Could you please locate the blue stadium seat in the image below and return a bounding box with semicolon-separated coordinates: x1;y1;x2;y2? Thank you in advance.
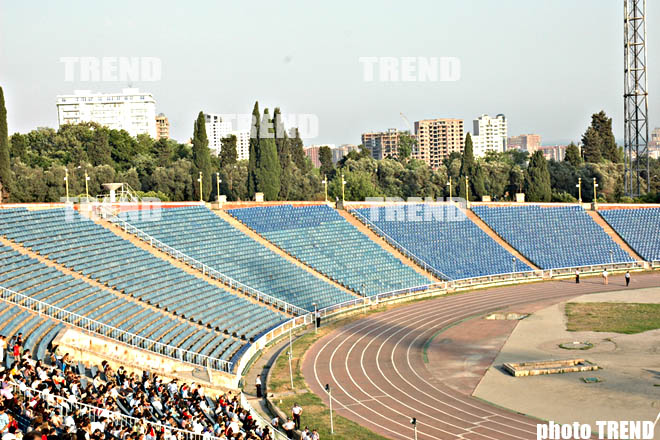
471;205;634;269
228;205;431;295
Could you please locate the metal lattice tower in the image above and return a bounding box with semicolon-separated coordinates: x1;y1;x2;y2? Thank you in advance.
623;0;650;197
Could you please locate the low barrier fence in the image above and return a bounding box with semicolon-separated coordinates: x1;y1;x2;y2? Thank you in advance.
0;285;233;373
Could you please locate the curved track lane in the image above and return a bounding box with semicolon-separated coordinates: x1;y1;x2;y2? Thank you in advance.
304;273;660;440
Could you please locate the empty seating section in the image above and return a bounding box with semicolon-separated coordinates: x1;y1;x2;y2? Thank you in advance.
0;208;285;343
471;205;634;269
354;205;531;280
0;300;63;362
127;206;355;310
599;208;660;261
0;243;244;363
228;205;431;295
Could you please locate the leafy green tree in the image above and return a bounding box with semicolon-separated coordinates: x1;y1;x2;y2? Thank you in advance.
524;150;551;201
564;142;582;167
397;132;415;162
192;111;212;201
0;86;12;201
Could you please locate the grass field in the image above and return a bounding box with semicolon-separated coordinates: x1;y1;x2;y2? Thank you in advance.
268;307;391;440
565;302;660;334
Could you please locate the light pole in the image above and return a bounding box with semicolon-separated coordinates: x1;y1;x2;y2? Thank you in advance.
593;178;599;203
464;176;469;203
609;249;613;264
341;174;346;202
216;172;222;202
198;172;203;202
84;171;90;200
512;257;516;274
313;303;318;334
446;176;452;202
322;175;328;202
576;177;582;203
325;384;334;435
64;168;70;203
288;326;294;390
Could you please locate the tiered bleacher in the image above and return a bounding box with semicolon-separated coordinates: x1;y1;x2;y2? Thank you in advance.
353;204;532;280
228;204;431;296
599;208;660;262
127;206;355;310
0;244;244;364
471;205;634;269
0;208;285;346
2;340;278;439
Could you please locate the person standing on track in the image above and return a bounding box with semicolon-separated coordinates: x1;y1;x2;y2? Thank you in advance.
255;374;262;398
625;270;631;287
602;269;609;285
575;269;580;284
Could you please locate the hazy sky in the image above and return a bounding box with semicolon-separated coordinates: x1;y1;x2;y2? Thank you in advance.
1;0;658;146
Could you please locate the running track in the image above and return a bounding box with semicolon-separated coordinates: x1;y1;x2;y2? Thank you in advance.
303;273;660;440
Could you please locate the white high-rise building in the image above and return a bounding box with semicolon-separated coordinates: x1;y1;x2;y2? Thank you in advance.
56;88;157;138
471;114;507;157
204;113;250;161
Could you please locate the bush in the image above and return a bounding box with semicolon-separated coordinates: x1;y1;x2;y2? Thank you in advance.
551;190;577;203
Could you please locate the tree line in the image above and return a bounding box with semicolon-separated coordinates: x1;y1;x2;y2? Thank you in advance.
0;88;657;204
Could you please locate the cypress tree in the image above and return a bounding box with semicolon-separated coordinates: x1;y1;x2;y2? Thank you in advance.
319;146;334;177
591;111;619;162
256;109;281;200
458;133;481;200
524;150;552;201
581;126;602;163
192;111;212;201
289;128;308;172
0;86;11;201
247;102;260;199
219;135;238;168
273;108;293;199
564;143;582;167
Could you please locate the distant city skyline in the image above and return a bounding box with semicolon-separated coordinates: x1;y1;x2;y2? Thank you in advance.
1;0;658;147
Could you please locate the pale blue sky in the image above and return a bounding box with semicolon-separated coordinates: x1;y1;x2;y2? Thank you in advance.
0;0;657;145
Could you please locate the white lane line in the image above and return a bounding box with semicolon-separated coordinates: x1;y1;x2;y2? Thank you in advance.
315;291;541;439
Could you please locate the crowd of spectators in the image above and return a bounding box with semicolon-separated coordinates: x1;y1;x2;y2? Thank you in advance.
0;338;278;440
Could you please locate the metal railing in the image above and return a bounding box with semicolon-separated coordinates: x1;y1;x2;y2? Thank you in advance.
240;391;289;440
653;260;660;269
350;209;450;280
0;285;232;373
9;382;220;440
106;211;309;317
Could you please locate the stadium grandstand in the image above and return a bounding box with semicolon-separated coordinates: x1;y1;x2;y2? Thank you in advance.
0;200;656;440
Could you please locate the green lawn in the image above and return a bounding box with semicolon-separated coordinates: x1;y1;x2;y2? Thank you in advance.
565;302;660;334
